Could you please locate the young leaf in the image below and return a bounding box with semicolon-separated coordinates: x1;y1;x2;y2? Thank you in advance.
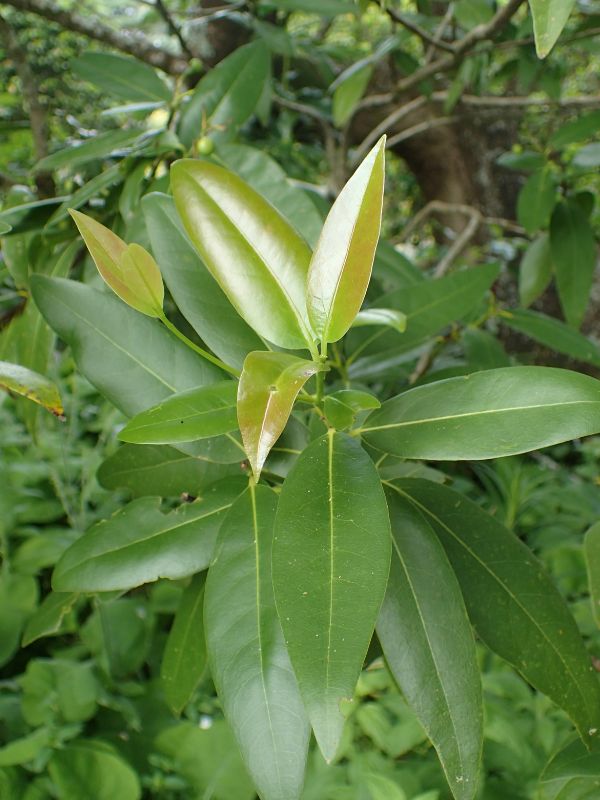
53;479;245;592
519;233;553;308
395;479;600;746
529;0;576;58
69;210;164;317
307;136;385;346
161;573;208;715
0;361;63;418
171;160;316;351
377;488;483;800
237;352;320;479
272;431;391;761
352;308;407;333
204;485;310;800
550;200;597;329
584;522;600;628
119;381;239;445
362;367;600;460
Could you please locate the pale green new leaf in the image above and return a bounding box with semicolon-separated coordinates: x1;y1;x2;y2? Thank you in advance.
204;485;310;800
0;361;63;418
529;0;576;58
307;137;385;345
352;308;407;333
584;522;600;628
237;352;320;479
362;367;600;460
272;431;391;761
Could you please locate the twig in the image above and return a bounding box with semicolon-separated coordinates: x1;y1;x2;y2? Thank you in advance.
426;3;454;62
154;0;194;58
352;96;428;164
385;115;455;148
382;4;455;52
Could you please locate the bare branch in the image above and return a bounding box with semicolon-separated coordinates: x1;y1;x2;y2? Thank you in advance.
426;3;454;62
381;4;455;52
1;0;188;74
154;0;195;59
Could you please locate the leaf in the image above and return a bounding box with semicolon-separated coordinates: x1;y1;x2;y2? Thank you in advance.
53;478;245;592
519;232;554;307
171;159;315;351
395;479;600;745
35;129;143;173
496;150;547;171
237;352;320;479
332;66;373;128
572;142;600;169
516;168;556;234
502;309;600;367
0;361;63;417
48;741;141;800
22;592;78;646
47;165;123;226
264;0;356;15
0;196;66;235
70;209;164;317
550;111;600;148
307;137;385;346
584;523;600;629
119;381;238;445
539;739;600;800
161;573;208;714
204;485;310;800
352;308;407;333
142;192;263;370
362;366;600;460
31;276;222;417
73;52;171;103
529;0;577;58
272;431;391;761
462;328;510;370
0;729;51;767
550;200;597;328
377;487;482;800
97;444;240;497
178;41;270;148
323;389;380;430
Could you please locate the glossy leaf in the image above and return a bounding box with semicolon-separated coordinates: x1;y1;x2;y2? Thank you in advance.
519;233;553;307
35;129;142;173
307;137;385;345
516;168;556;234
161;573;208;714
70;210;164;317
529;0;576;57
97;444;240;497
171;159;315;351
237;352;320;479
53;479;244;592
120;381;238;445
31;276;222;417
178;41;270;148
395;479;600;745
539;739;600;800
272;431;391;761
550;200;597;329
205;485;310;800
73;52;171;103
584;523;600;628
142;192;263;370
22;592;78;647
352;308;407;333
377;488;482;800
0;361;63;417
362;367;600;460
323;389;380;431
502;309;600;367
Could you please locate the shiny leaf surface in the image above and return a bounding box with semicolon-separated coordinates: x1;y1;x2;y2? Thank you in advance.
352;308;407;333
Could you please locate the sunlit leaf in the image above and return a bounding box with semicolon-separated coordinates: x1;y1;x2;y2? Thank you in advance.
0;361;63;418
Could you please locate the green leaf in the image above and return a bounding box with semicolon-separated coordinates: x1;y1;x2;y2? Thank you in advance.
372;239;423;293
462;328;510;370
73;52;171;103
97;444;240;497
377;487;482;800
539;739;600;800
0;574;38;667
272;431;391;761
142;192;263;370
0;196;66;235
502;309;600;367
0;361;63;417
584;522;600;629
22;592;78;646
119;381;238;445
516;168;556;234
496;150;547;171
550;111;600;148
362;366;600;460
572;142;600;169
263;0;356;15
454;0;494;28
307;137;385;345
237;352;320;479
35;129;143;173
395;479;600;745
529;0;577;58
178;41;270;148
48;741;140;800
519;232;553;307
324;389;380;430
31;276;222;417
352;308;407;333
70;209;164;317
161;573;208;714
332;66;373;128
0;220;11;234
0;729;51;767
171;159;315;351
53;478;244;592
47;165;123;226
205;485;310;800
550;200;597;328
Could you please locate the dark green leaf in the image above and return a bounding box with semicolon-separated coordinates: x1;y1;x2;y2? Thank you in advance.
496;151;547;171
35;129;143;173
584;522;600;629
539;739;600;800
550;111;600;148
519;232;554;307
516;168;556;234
502;309;600;367
48;741;140;800
263;0;356;15
332;66;373;128
205;485;310;800
529;0;576;57
73;52;171;103
22;592;78;646
462;328;510;370
272;431;391;761
47;165;123;225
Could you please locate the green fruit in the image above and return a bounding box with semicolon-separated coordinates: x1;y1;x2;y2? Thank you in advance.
196;136;215;156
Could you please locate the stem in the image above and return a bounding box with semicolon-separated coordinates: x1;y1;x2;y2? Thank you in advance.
159;312;240;377
315;342;328;408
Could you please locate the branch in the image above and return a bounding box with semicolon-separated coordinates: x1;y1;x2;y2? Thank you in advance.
154;0;194;59
1;0;188;74
426;2;454;62
382;4;455;52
